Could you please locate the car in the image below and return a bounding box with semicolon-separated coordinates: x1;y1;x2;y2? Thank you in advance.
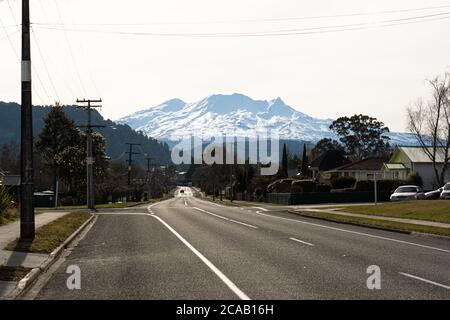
390;185;425;201
425;187;443;200
440;183;450;199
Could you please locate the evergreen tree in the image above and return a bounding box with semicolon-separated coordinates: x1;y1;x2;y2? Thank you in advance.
301;144;310;177
280;144;288;178
36;103;81;193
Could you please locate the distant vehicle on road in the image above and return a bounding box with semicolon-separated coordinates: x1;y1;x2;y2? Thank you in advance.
390;185;425;201
440;183;450;199
425;187;443;200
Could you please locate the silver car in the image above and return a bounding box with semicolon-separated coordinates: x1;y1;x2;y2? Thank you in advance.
390;185;425;201
440;183;450;199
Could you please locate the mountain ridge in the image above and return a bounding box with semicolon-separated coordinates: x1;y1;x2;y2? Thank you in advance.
118;93;416;146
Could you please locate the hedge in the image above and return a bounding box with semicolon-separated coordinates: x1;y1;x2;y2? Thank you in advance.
331;176;356;189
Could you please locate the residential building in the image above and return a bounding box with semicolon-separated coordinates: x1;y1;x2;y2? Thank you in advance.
386;146;450;190
310;150;347;180
325;157;387;181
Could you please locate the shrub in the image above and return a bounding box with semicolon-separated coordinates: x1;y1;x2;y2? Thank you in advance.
331;188;356;193
0;186;12;224
355;180;406;192
267;179;294;193
254;187;263;197
316;184;332;193
331;176;356;189
60;196;74;207
291;180;316;193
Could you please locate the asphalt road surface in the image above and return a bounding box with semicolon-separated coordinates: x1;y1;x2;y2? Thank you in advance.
30;187;450;300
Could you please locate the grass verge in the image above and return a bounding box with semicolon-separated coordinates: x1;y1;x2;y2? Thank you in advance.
338;200;450;224
294;210;450;237
36;201;146;211
0;266;33;281
5;212;92;254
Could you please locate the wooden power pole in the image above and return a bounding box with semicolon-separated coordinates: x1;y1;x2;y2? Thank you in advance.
20;0;35;240
76;99;103;210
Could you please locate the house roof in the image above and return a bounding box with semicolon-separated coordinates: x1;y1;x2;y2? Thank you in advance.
328;157;385;172
310;150;346;171
394;146;447;163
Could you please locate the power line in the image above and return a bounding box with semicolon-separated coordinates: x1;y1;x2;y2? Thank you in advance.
0;9;47;104
31;4;450;26
32;11;450;38
3;0;51;103
0;29;19;41
53;0;88;96
30;26;61;102
64;0;101;97
35;0;76;99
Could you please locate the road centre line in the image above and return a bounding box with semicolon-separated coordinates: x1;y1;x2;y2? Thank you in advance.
193;207;258;229
149;214;251;300
290;237;315;247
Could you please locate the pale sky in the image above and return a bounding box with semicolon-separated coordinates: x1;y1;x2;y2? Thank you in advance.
1;0;450;132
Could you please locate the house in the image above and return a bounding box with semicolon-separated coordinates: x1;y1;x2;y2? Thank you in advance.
325;157;388;182
0;170;20;187
309;150;348;180
385;146;450;190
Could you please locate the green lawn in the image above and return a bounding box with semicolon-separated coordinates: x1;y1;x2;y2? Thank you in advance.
296;210;450;237
338;201;450;224
6;211;92;254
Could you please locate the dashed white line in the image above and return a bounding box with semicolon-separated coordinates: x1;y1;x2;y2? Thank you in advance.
193;207;258;229
150;214;251;300
399;272;450;290
290;237;315;247
253;211;450;254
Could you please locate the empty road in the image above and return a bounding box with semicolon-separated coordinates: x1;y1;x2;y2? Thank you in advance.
29;187;450;299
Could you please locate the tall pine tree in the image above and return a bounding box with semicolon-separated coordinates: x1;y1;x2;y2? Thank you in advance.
301;144;310;177
280;144;288;178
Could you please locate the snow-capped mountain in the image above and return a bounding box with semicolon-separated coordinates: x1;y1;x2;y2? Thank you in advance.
117;93;416;145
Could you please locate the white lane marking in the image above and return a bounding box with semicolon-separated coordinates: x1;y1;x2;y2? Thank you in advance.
399;272;450;290
252;207;269;212
184;200;187;206
193;207;258;229
290;237;315;247
253;211;450;254
96;212;149;216
150;214;251;300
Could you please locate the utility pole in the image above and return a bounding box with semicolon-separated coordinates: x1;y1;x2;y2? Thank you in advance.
145;156;154;201
126;143;141;185
76;99;103;210
20;0;35;240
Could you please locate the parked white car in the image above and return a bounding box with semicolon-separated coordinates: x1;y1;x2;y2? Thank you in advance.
390;185;425;201
440;183;450;200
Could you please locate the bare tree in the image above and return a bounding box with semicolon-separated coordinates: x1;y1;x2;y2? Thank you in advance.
407;72;450;187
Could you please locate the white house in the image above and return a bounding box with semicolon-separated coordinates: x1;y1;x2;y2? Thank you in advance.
386;146;450;190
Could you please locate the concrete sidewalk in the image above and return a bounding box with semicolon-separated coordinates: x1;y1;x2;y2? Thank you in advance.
303;208;450;229
0;211;70;299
